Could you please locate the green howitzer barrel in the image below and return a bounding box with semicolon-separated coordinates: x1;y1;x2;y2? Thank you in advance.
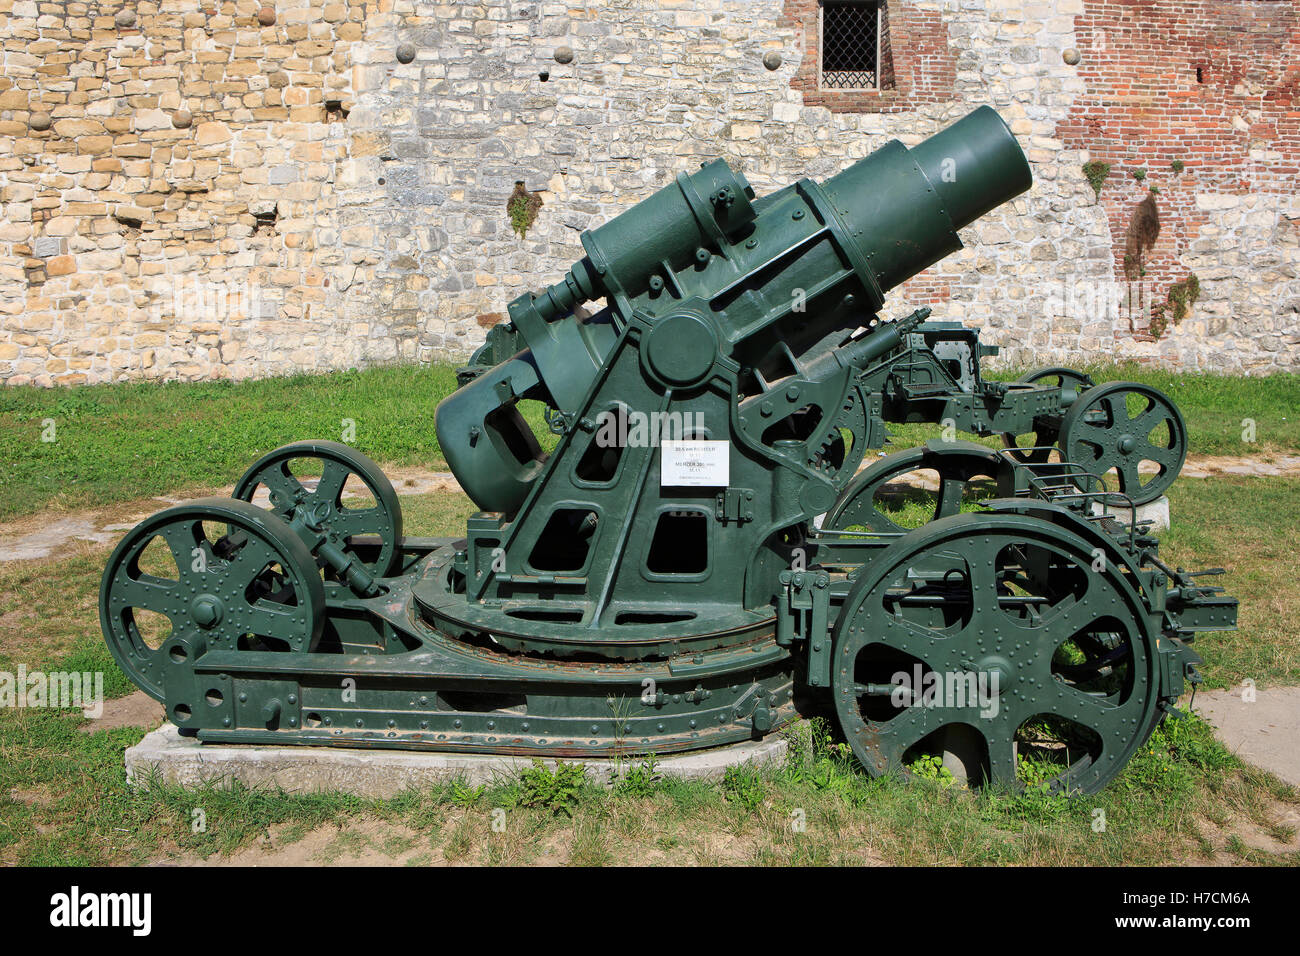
438;106;1031;513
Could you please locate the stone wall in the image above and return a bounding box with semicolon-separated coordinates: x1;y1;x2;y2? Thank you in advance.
1;0;1297;386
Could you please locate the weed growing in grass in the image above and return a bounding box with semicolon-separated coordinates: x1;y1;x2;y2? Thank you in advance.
780;717;869;803
449;779;487;808
518;761;587;817
613;755;661;797
721;764;766;811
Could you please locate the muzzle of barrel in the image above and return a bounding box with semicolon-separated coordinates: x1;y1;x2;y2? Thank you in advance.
817;105;1032;295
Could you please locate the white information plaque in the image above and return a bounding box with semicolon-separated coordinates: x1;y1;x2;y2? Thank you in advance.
660;440;730;487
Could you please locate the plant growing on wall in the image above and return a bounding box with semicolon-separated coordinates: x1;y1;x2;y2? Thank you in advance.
1149;273;1201;338
1082;161;1111;203
507;181;544;239
1167;273;1201;321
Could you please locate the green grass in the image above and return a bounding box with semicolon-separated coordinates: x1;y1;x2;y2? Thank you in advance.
1161;475;1300;689
0;364;460;519
3;361;1297;520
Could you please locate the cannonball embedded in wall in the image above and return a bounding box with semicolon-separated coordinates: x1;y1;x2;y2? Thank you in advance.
396;43;417;64
1062;48;1081;65
29;112;52;132
114;9;136;27
172;110;193;129
762;51;783;71
553;45;574;65
258;6;277;27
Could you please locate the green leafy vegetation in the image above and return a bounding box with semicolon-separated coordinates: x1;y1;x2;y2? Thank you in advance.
1082;160;1111;202
517;761;588;817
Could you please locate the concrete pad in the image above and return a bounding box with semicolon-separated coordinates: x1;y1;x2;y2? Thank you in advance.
1195;685;1300;788
1090;494;1169;531
126;725;788;798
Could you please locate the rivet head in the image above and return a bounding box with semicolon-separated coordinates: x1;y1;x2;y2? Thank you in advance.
553;45;574;65
396;43;416;64
762;51;783;71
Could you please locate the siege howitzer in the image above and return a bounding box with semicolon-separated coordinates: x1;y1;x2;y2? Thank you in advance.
101;108;1233;795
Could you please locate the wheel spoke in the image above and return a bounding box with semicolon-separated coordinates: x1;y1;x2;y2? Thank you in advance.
880;618;967;672
259;463;308;508
866;702;948;762
315;458;351;505
1044;682;1126;730
937;477;965;518
985;729;1019;786
223;536;280;584
329;508;395;538
1138;441;1180;470
156;522;200;579
1114;457;1144;495
942;537;1001;614
1070;439;1104;465
1098;394;1123;427
1129;403;1165;437
1044;586;1107;639
115;575;182;614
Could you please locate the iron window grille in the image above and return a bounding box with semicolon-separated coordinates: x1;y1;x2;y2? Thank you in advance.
820;0;882;90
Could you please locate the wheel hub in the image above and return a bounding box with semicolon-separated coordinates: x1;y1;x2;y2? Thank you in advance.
975;654;1012;695
190;594;224;629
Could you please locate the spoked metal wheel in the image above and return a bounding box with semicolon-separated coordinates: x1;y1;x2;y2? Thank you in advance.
1058;381;1187;505
1000;367;1094;465
823;443;1017;534
831;511;1159;795
99;497;326;701
233;440;404;579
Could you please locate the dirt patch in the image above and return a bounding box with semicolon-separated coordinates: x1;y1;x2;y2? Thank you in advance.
1180;454;1300;479
7;788;53;807
1195;796;1300;860
82;690;165;733
153;818;439;867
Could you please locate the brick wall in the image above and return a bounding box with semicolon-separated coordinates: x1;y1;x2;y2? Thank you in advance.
1056;0;1300;346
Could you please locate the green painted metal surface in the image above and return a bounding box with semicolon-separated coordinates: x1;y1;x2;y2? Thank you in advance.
101;108;1233;795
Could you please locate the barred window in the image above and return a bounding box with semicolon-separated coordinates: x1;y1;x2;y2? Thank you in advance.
820;1;882;90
